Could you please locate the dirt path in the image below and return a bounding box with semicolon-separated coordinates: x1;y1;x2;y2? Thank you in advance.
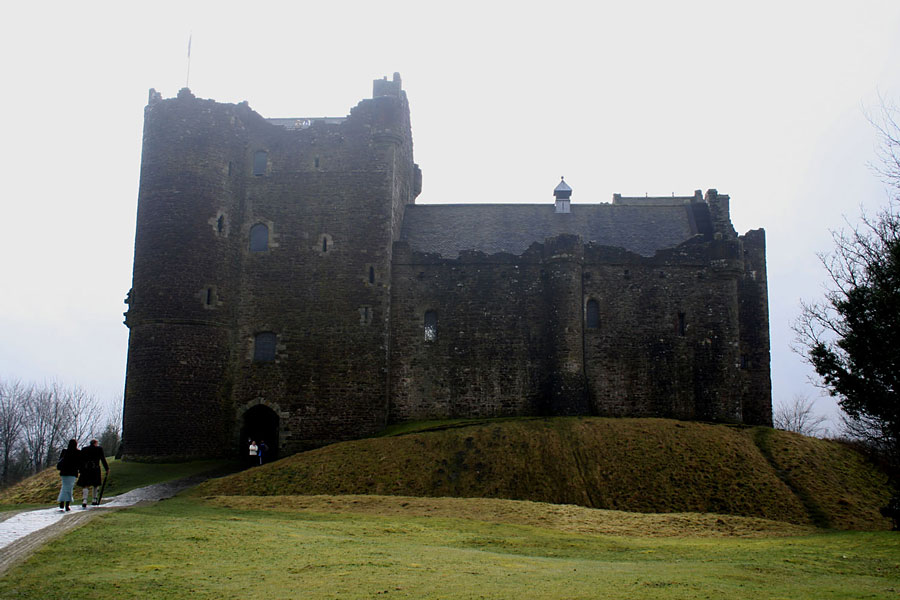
0;475;208;576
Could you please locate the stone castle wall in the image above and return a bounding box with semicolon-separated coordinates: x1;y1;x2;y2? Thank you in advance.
389;230;769;426
123;76;771;460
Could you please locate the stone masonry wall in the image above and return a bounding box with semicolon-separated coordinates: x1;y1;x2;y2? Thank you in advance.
125;83;420;458
737;229;773;425
389;245;549;420
389;235;752;425
582;240;744;422
124;89;248;458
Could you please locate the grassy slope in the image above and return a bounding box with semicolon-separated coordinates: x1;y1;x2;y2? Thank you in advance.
1;496;897;600
193;417;894;529
0;459;239;506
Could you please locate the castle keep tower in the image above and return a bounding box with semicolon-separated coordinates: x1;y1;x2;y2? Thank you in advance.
124;74;421;459
124;74;771;460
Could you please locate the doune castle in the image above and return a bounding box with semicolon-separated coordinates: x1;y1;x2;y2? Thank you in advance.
123;73;772;460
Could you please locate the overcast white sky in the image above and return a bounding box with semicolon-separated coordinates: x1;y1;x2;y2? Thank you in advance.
2;1;899;428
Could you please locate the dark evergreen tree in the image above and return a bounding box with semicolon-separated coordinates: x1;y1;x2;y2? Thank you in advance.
796;101;900;465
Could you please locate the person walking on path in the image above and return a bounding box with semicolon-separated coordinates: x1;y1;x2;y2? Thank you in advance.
77;439;109;508
56;439;80;512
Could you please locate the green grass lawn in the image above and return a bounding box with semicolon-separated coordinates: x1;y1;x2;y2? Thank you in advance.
1;495;898;599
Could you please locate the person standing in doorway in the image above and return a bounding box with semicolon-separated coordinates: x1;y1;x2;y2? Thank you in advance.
77;439;109;508
56;439;80;512
258;440;269;465
248;440;258;466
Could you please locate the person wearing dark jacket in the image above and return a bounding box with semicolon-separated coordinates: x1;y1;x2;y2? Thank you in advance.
77;439;109;508
56;439;80;512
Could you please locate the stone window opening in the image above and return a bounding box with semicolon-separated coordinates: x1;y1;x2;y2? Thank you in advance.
253;150;268;176
314;156;320;168
253;332;277;363
317;234;333;255
217;215;226;234
199;286;218;309
586;299;600;329
250;223;269;252
424;310;437;342
359;306;373;325
368;266;375;284
678;312;686;336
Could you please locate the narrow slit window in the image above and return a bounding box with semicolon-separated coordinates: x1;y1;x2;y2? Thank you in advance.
424;310;437;342
678;312;686;336
322;237;328;252
205;288;213;306
368;266;375;284
253;150;268;176
253;332;277;363
216;215;225;234
586;299;599;329
314;156;320;168
249;223;269;252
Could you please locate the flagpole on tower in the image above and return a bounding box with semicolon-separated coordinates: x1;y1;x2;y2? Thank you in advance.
185;33;192;89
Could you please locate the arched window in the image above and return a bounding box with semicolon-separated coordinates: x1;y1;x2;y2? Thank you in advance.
586;299;599;329
253;150;268;176
249;223;269;252
424;310;437;342
253;332;277;363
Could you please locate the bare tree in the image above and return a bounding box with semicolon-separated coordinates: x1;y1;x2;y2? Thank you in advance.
66;384;103;445
869;96;900;188
98;397;123;455
22;382;70;472
0;378;26;485
0;379;106;488
773;394;829;437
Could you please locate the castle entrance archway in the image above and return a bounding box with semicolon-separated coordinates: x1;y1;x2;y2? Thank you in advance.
241;405;279;462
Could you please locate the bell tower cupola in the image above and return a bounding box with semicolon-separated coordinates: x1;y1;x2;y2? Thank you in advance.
554;177;572;213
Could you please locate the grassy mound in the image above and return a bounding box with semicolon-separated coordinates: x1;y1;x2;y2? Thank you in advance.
0;459;239;506
203;494;817;538
193;417;894;529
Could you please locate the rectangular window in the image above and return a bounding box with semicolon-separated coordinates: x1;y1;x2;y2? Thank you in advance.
253;151;268;176
253;332;277;362
586;299;599;329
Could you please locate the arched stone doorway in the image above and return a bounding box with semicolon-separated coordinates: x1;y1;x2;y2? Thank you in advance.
240;404;279;463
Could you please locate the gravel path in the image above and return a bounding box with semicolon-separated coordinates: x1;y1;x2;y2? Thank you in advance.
0;475;208;575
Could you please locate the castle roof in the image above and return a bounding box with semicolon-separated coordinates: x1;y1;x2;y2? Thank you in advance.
399;203;710;258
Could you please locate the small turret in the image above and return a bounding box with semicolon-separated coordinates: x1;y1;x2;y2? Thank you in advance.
373;72;403;98
554;177;572;213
